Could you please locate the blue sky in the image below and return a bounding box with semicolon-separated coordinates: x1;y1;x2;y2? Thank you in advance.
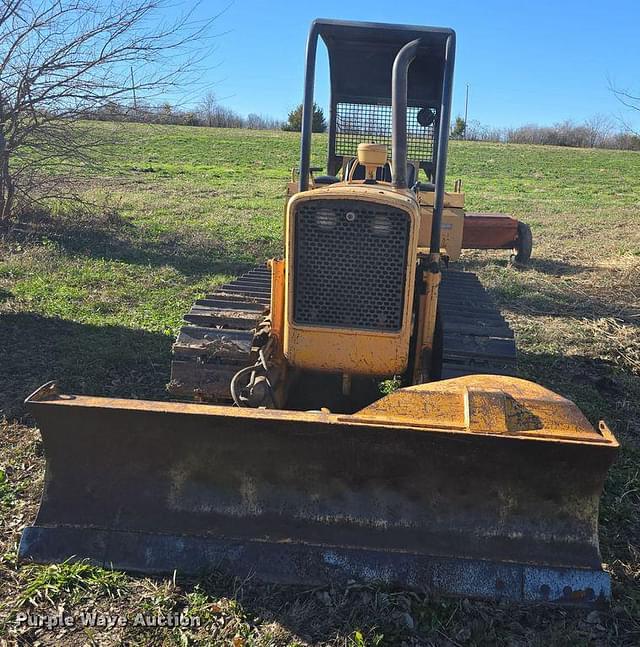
184;0;640;129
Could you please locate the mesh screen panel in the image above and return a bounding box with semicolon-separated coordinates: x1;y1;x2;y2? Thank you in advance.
335;102;435;163
293;200;410;331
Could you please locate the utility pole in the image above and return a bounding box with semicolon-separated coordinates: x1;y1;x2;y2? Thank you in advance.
130;67;137;111
463;84;469;139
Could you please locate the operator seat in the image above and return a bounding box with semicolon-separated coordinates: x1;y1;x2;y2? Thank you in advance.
313;175;340;185
343;158;417;185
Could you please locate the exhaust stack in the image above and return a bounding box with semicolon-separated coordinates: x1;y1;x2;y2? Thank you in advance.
391;39;420;189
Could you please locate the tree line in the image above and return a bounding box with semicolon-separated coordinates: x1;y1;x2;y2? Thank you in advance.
91;97;639;151
87;101;281;130
451;115;640;150
1;0;638;233
85;94;328;132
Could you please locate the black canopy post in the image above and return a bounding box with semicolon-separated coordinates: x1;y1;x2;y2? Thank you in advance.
299;22;320;192
430;32;456;254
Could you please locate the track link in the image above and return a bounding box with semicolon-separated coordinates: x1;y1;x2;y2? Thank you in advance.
168;267;271;401
439;270;516;378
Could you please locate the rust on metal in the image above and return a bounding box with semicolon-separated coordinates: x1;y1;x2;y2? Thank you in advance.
412;255;441;383
20;376;618;604
462;212;519;249
268;258;285;345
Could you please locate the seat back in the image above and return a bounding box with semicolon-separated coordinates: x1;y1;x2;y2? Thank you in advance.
343;157;417;186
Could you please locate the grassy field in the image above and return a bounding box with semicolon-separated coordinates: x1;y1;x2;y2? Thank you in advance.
0;124;639;645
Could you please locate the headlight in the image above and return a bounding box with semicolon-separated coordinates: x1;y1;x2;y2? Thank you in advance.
315;208;337;229
371;214;392;236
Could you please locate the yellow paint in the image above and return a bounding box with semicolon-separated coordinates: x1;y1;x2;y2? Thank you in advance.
349;374;619;445
355;143;388;181
419;207;465;261
268;258;285;345
286;181;298;198
283;183;420;376
419;190;465;208
412;256;441;383
417;185;465;260
31;377;619;447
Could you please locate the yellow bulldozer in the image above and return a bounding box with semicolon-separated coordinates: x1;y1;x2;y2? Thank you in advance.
21;19;617;605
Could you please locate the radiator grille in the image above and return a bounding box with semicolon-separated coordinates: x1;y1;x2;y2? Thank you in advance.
293;200;410;331
335;102;435;163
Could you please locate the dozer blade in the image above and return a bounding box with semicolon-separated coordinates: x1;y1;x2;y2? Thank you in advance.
20;377;618;605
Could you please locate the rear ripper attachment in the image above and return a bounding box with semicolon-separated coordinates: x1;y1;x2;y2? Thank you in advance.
21;377;618;604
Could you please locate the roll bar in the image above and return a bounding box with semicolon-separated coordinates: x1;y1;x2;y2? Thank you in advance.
298;19;456;254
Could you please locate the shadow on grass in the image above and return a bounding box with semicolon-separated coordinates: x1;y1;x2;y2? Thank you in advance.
0;312;173;420
515;349;639;568
456;256;638;322
515;348;637;426
5;321;638;643
182;574;439;646
523;257;597;276
462;256;596;277
493;274;637;323
157;350;635;645
0;288;12;303
506;284;637;323
15;209;274;278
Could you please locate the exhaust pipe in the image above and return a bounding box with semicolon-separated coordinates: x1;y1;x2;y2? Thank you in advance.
392;39;421;189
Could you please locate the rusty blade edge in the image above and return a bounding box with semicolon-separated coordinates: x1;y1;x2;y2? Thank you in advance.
19;526;611;606
25;383;620;449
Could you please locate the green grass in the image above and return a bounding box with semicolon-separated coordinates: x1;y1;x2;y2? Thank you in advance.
17;560;129;607
0;124;639;645
0;468;19;508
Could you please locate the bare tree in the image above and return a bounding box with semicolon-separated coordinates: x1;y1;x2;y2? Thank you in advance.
199;91;217;127
0;0;214;232
584;114;614;148
246;113;283;130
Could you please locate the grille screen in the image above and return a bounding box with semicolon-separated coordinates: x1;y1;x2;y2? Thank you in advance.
335;102;435;163
293;200;410;331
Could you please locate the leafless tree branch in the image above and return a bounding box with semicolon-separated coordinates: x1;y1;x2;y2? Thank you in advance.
607;76;640;136
0;0;217;230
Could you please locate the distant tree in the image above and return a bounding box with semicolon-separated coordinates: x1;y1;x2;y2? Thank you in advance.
246;113;282;130
606;132;640;150
199;91;217;127
464;120;505;142
283;103;326;133
246;113;261;129
183;112;200;127
210;106;244;129
450;116;466;139
584;114;614;148
158;103;174;124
